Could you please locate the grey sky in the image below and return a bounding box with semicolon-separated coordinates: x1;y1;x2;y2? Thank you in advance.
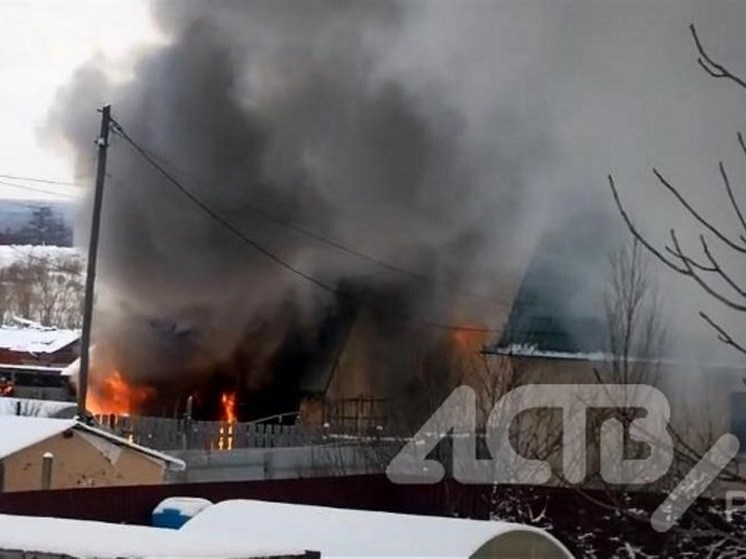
0;1;160;200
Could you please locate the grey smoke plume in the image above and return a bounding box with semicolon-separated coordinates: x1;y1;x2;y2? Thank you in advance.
47;1;535;404
45;1;746;408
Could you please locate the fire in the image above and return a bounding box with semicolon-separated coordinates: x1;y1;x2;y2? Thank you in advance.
87;370;153;416
218;391;237;450
452;323;490;353
0;377;13;397
220;391;237;423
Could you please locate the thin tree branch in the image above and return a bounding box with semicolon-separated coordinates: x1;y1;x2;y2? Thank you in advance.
666;231;746;299
663;243;716;272
653;168;746;253
608;175;688;273
698;235;746;299
738;131;746;161
718;161;746;239
611;177;746;309
736;133;746;246
667;230;746;311
691;24;746;91
700;311;746;356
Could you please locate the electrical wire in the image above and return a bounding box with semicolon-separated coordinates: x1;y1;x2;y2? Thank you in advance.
0;178;79;199
0;173;84;188
110;119;337;294
109;118;503;335
142;153;429;284
108;123;513;310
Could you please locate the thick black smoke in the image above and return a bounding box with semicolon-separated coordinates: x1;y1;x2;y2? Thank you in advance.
47;1;746;416
46;1;536;412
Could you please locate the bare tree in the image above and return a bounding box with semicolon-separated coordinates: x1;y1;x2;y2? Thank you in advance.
601;238;666;384
608;25;746;468
608;24;746;555
610;25;746;357
592;238;667;463
0;274;10;324
5;261;35;320
476;354;564;531
0;251;84;328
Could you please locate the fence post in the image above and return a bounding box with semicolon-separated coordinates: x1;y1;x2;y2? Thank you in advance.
182;395;194;451
41;452;53;490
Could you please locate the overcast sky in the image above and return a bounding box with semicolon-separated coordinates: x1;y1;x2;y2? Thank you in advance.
0;1;161;201
5;1;746;361
2;0;746;214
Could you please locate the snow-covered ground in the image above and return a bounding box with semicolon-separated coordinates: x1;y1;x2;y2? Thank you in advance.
0;512;300;558
0;245;82;269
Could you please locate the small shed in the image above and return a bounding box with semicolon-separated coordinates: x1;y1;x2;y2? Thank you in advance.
181;499;574;558
0;416;184;492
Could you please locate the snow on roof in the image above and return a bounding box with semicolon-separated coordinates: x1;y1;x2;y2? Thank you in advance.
486;343;691;367
0;324;79;355
0;416;184;470
0;363;65;373
154;496;213;517
0;513;300;558
487;343;608;361
76;421;186;471
0;416;76;460
181;500;573;558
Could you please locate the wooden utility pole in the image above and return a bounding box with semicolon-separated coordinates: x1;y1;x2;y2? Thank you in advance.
78;104;111;419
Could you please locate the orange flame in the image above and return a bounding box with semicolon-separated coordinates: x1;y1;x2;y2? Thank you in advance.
220;391;237;423
87;370;153;416
217;391;237;450
452;323;490;353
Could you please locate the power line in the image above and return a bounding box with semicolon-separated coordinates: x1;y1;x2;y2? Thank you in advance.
107;127;510;309
142;152;427;284
0;173;84;188
0;178;79;199
110;119;337;294
109;118;504;335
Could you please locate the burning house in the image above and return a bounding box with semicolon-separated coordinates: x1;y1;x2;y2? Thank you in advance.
51;4;735;437
48;3;529;428
72;283;503;431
